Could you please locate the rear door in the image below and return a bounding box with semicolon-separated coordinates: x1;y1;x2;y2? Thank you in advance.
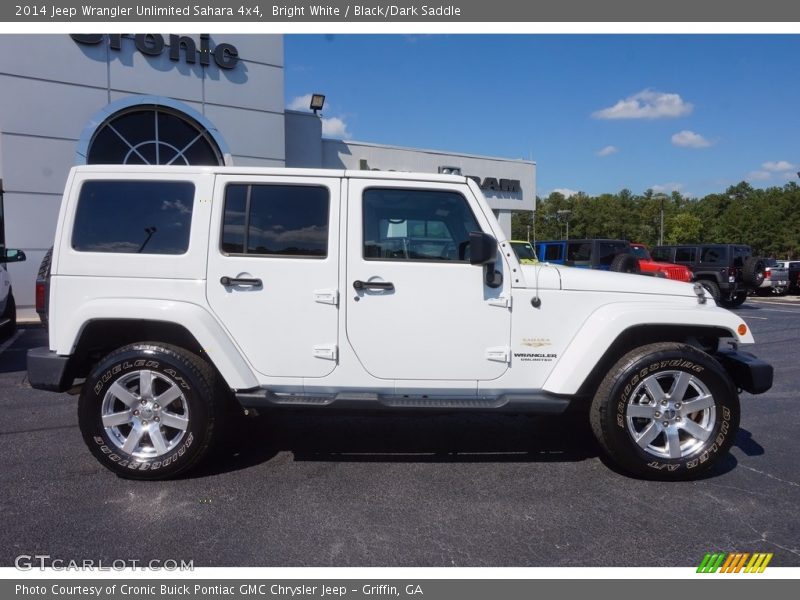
206;175;341;378
344;179;511;382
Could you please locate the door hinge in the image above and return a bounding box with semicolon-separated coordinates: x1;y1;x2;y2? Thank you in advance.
313;289;339;306
485;346;510;363
487;296;511;309
312;344;338;361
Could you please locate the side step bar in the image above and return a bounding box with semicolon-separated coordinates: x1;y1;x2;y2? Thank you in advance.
235;389;574;414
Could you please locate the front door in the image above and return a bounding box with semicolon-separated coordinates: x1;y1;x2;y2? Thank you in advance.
206;175;340;378
345;179;511;382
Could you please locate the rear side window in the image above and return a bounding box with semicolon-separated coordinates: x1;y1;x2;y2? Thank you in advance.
674;247;696;263
543;244;563;261
221;184;329;257
700;247;726;264
72;180;194;254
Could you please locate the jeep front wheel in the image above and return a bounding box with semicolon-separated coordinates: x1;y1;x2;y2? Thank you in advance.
590;342;739;480
78;343;219;479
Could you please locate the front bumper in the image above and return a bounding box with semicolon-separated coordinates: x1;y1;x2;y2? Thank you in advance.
27;347;73;392
715;349;773;395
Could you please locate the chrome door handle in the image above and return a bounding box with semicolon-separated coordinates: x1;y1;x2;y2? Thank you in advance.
353;280;394;291
220;276;262;287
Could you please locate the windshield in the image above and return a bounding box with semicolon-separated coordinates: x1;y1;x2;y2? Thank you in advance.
511;241;537;260
630;245;650;260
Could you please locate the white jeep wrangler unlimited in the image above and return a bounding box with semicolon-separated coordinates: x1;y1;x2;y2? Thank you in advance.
28;166;773;480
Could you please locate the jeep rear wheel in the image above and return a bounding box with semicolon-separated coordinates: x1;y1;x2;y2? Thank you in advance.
78;343;219;479
590;342;739;480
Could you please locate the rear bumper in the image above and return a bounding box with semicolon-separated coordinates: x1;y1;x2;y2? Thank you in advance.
715;349;773;395
27;347;73;392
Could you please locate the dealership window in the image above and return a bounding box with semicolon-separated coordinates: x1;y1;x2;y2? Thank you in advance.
221;184;330;257
72;180;195;254
87;106;224;166
363;188;480;262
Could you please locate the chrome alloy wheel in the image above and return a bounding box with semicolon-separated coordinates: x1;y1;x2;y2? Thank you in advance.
625;370;716;459
100;370;190;459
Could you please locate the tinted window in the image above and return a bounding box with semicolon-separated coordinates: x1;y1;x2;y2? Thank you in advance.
674;247;695;262
511;242;537;260
221;184;329;257
651;247;672;262
363;188;480;262
596;242;627;266
567;242;591;262
733;246;750;267
700;247;727;264
544;244;563;261
72;180;194;254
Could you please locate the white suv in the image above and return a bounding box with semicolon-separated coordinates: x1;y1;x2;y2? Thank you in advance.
28;166;773;480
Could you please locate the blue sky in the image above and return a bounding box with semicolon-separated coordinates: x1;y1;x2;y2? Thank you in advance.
284;34;800;198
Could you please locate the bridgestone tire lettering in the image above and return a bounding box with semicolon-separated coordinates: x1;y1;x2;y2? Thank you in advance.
78;343;219;480
589;342;740;481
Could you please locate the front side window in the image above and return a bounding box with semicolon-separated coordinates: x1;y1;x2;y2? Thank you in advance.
71;180;195;254
674;247;695;263
221;184;329;258
363;188;480;262
544;244;563;261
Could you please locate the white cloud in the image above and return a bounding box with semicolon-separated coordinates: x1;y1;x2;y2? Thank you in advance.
596;145;619;157
762;160;796;172
671;130;712;148
321;117;351;139
287;93;314;111
651;182;684;193
746;170;772;182
287;93;352;139
551;188;579;198
592;89;693;120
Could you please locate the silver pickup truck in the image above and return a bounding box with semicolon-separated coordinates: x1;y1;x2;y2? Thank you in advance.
757;259;789;296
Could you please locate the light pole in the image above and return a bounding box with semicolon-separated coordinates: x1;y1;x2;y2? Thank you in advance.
655;194;667;246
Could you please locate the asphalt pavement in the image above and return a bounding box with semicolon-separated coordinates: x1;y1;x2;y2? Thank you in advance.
0;299;798;567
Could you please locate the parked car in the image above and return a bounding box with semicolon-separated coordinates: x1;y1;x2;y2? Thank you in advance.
651;244;766;308
509;240;538;264
629;243;692;282
28;165;772;481
1;249;27;340
536;239;640;273
776;260;800;294
755;258;788;296
1;190;28;340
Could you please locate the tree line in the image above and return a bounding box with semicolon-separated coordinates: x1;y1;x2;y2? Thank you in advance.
511;181;800;259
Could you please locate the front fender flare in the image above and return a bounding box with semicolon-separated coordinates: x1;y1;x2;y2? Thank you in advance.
541;302;752;396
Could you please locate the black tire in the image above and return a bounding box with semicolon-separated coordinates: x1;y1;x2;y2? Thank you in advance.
0;292;16;340
590;342;739;481
697;279;720;303
78;343;220;480
742;257;766;287
720;291;747;308
610;253;641;274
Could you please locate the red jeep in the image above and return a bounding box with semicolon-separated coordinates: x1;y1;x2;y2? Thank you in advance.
630;243;692;282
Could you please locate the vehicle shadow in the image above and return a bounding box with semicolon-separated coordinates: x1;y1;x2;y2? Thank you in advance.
192;410;600;478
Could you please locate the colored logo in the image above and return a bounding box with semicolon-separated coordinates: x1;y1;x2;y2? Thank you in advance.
697;552;773;573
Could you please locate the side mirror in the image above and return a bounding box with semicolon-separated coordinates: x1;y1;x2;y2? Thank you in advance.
469;232;497;266
468;232;503;288
2;249;26;263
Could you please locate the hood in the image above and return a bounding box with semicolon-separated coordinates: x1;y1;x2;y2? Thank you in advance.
521;264;698;297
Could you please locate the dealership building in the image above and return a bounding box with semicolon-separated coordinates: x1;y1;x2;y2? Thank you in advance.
0;34;536;316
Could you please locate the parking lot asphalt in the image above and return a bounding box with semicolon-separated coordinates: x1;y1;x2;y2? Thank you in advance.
0;300;798;568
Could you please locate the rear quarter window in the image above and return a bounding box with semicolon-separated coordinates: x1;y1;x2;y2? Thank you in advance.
71;180;195;254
